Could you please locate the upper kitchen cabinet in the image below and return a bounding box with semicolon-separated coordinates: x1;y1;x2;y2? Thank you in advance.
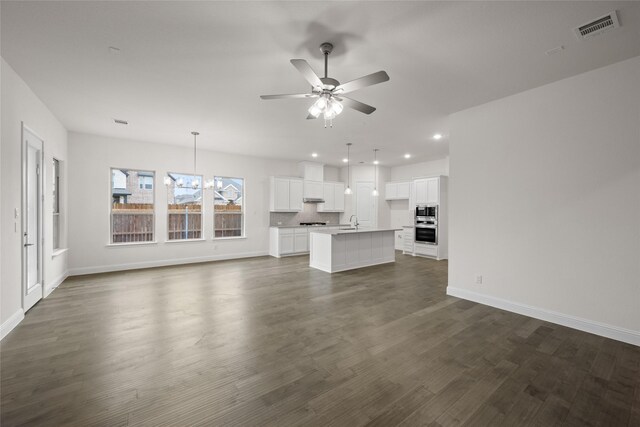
317;181;345;212
385;181;411;200
299;161;324;201
415;177;440;205
270;177;303;212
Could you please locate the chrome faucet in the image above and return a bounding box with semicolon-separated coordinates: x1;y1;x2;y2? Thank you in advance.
349;215;360;230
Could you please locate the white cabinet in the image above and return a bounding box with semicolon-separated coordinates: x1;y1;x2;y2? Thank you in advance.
385;181;411;200
270;177;303;212
317;181;345;212
269;227;310;257
402;227;414;254
414;177;439;205
299;162;324;182
294;228;309;252
304;180;324;200
333;183;345;211
280;232;295;254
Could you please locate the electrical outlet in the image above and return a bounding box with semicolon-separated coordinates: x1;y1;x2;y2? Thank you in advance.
475;275;483;285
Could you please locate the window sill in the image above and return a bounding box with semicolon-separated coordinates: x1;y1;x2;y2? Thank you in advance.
165;238;206;244
212;236;246;241
106;241;158;248
52;248;68;258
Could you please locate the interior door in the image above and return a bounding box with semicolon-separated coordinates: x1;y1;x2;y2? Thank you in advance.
355;181;376;228
23;126;44;312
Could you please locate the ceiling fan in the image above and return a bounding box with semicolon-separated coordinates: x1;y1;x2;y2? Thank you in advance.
260;42;390;127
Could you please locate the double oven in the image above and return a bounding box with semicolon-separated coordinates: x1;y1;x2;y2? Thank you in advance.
415;205;438;245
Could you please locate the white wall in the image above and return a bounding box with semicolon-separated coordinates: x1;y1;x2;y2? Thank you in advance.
448;56;640;345
1;57;68;335
387;158;450;229
67;132;303;274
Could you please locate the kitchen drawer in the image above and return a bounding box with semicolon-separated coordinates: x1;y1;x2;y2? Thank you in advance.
279;228;295;235
294;228;309;235
414;243;437;257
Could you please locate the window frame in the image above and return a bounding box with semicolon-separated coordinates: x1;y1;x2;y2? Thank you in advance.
109;167;156;245
212;175;245;240
165;172;204;242
52;158;61;250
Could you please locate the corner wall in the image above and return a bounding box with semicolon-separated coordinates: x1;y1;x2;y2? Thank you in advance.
1;57;68;337
448;56;640;345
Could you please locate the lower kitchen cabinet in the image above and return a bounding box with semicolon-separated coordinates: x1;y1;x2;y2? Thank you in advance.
269;227;309;257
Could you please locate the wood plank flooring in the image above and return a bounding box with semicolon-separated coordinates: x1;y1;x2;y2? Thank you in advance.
1;253;639;426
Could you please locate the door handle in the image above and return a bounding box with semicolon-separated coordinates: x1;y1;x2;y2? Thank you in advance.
24;243;34;247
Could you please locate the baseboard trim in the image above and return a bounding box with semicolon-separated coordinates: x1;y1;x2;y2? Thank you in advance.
68;251;269;276
446;286;640;347
1;309;25;341
45;271;69;297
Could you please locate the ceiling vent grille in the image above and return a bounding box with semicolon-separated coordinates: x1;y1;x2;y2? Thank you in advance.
574;11;620;40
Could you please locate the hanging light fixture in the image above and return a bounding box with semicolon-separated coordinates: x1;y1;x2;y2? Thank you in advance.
190;131;200;189
204;179;215;189
344;143;353;195
372;148;379;197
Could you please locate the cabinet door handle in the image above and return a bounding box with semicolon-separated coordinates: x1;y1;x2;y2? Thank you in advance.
24;243;34;247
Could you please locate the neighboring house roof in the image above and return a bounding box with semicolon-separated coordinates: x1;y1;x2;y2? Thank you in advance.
137;171;154;177
113;188;131;196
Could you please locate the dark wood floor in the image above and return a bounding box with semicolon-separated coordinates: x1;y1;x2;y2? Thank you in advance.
1;253;638;426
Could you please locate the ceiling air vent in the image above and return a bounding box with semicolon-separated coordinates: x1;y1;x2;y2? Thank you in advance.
574;11;620;40
114;119;129;125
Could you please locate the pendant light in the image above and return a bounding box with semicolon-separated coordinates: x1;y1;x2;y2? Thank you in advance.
190;131;200;189
344;143;353;195
372;148;379;197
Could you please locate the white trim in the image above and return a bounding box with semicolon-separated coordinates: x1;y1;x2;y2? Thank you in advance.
68;250;268;276
52;248;69;258
106;241;158;248
44;271;68;298
164;238;206;244
446;286;640;347
1;309;25;341
212;236;246;241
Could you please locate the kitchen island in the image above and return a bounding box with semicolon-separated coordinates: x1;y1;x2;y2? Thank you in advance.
309;228;400;273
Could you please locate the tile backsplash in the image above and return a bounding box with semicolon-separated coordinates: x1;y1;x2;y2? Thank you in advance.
270;203;341;226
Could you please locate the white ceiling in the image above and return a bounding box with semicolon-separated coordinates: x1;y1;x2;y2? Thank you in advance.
2;1;640;166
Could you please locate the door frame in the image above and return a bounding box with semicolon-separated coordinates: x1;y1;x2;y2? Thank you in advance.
355;180;377;228
21;122;45;312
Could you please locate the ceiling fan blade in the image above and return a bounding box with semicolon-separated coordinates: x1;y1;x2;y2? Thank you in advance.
335;96;376;115
306;113;318;120
290;59;324;89
334;70;390;94
260;93;317;100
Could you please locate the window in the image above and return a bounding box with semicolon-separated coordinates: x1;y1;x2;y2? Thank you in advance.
138;174;153;190
213;176;244;238
166;173;203;240
111;168;155;243
53;158;61;250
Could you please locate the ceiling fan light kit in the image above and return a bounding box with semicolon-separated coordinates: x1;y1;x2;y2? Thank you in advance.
260;42;390;127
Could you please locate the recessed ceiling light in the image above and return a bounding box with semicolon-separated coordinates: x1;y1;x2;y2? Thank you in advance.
404;154;411;159
342;158;348;163
373;160;379;165
311;152;318;158
433;133;442;140
114;119;128;125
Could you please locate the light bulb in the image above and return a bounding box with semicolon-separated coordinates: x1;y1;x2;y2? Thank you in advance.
373;160;379;165
176;178;184;187
205;179;215;189
308;97;327;118
216;179;223;189
329;99;343;115
191;179;200;189
323;109;337;120
372;188;379;197
344;186;352;195
433;133;443;140
163;176;172;186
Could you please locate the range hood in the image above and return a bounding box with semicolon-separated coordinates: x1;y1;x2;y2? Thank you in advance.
303;197;324;203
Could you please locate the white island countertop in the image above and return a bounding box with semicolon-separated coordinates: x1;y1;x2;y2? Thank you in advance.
310;227;401;235
309;228;399;273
